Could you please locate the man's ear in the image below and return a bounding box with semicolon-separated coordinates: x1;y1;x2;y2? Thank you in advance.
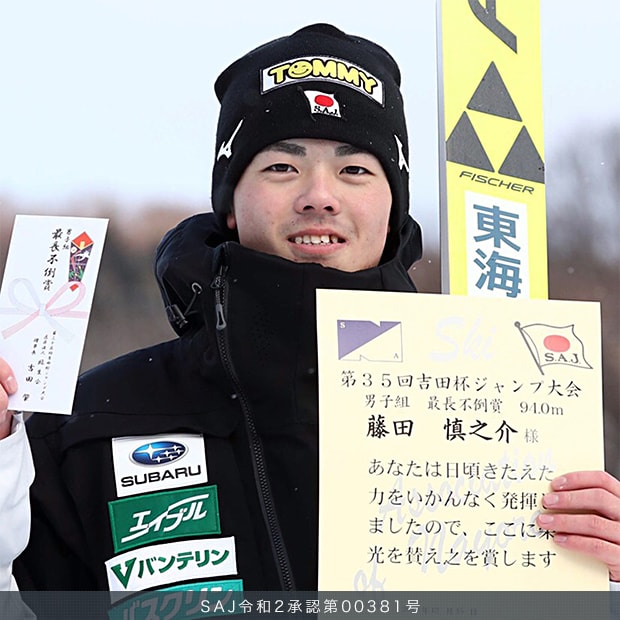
226;211;237;230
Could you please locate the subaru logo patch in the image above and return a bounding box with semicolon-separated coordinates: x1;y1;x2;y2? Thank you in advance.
130;441;187;466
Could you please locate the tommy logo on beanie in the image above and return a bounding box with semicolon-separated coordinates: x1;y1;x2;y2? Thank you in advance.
261;56;384;105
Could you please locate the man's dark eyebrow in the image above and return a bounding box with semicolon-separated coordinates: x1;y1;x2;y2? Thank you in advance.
335;144;368;156
262;141;307;156
261;142;369;157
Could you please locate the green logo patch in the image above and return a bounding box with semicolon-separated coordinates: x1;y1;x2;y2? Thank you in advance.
108;485;221;552
108;580;244;620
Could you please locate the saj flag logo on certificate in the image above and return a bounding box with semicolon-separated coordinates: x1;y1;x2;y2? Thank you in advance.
515;321;593;374
337;320;403;362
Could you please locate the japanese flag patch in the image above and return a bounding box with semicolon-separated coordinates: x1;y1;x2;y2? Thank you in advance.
303;90;342;118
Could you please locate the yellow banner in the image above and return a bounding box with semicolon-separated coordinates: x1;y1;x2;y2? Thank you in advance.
437;0;547;298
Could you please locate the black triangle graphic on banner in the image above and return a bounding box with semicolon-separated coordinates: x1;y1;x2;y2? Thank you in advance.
498;126;545;183
446;111;494;171
467;62;522;121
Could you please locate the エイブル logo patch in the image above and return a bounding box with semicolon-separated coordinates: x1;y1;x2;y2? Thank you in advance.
108;485;221;552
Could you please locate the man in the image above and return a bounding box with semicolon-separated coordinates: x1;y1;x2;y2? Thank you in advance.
1;23;620;593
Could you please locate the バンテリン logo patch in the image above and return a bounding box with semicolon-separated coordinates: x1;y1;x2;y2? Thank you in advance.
261;56;384;105
105;537;237;595
108;485;221;552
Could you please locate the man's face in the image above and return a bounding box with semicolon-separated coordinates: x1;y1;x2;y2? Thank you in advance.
227;138;392;272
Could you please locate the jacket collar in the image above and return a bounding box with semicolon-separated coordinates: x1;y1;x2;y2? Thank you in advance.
155;212;422;337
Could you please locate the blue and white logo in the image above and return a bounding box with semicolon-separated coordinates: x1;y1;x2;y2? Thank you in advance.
130;441;187;466
112;434;208;497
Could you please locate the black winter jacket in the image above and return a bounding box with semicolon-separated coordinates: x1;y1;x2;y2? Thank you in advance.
14;213;422;592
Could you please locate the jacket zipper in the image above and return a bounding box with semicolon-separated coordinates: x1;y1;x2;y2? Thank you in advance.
211;259;296;591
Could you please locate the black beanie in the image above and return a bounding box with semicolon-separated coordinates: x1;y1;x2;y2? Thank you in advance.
211;23;410;233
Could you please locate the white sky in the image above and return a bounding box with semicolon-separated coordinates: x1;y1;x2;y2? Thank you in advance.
1;0;619;244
